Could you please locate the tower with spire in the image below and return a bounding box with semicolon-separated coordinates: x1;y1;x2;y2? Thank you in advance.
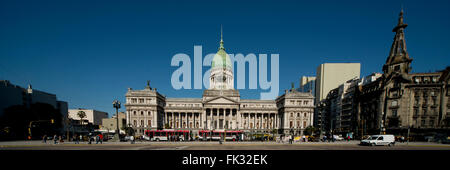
209;26;234;90
382;9;413;77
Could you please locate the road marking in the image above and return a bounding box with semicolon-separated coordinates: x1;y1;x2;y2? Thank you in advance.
151;146;189;150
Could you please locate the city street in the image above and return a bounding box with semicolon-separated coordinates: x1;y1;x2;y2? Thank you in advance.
1;140;449;150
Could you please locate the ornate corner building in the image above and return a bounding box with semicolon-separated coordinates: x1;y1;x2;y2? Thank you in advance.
125;33;315;136
355;10;450;137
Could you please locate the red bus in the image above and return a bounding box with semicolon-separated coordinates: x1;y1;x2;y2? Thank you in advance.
198;130;243;141
144;130;190;141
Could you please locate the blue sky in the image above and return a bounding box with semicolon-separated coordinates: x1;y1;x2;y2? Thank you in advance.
1;0;449;117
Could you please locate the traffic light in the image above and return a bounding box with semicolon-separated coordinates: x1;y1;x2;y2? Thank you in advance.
51;119;54;124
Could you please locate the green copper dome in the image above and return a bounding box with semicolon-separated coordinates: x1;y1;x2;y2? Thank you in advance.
211;39;232;69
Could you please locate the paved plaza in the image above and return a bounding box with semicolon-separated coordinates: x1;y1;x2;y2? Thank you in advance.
1;140;449;150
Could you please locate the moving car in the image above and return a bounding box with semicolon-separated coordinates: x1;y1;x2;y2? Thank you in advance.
360;135;395;146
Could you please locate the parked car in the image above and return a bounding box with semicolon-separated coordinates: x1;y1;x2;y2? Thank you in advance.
360;135;395;146
142;135;151;141
333;135;344;141
120;136;133;142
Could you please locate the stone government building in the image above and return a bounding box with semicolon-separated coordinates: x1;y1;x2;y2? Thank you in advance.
125;33;315;136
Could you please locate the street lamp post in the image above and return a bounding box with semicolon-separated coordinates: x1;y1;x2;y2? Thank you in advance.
113;100;121;141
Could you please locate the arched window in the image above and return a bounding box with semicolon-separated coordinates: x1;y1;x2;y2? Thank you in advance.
148;120;151;126
133;120;137;126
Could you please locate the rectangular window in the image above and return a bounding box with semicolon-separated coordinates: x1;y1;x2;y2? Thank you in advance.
392;109;398;117
391;100;398;107
392;91;398;97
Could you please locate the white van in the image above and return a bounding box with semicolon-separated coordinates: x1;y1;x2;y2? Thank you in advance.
360;135;395;146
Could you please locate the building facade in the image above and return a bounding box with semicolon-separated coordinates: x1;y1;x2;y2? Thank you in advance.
314;63;360;129
101;112;126;133
68;109;108;126
125;33;315;136
299;76;316;94
368;10;450;138
0;80;68;117
319;10;450;139
315;10;450;139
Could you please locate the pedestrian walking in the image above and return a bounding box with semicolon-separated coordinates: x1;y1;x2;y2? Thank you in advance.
99;134;103;144
42;135;47;143
74;134;79;144
347;135;351;142
302;135;306;142
88;135;93;144
323;135;327;142
96;135;100;144
53;135;58;144
130;135;135;144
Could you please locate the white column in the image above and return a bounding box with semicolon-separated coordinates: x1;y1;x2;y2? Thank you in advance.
126;110;130;127
203;109;207;129
254;113;256;129
248;113;250;129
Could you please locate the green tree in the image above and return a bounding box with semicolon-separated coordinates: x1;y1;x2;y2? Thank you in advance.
304;126;316;136
122;126;135;136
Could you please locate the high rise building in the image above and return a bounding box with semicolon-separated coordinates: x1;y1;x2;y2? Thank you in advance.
314;63;360;129
299;76;316;94
315;63;361;104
